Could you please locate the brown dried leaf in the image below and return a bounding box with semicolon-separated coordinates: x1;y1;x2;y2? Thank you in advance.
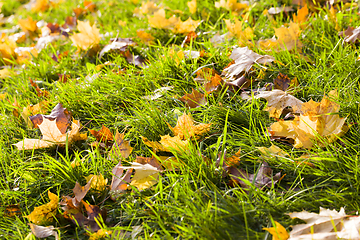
179;88;207;108
228;162;281;188
29;224;58;240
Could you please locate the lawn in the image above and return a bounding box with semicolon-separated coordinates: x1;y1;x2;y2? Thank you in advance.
1;0;360;239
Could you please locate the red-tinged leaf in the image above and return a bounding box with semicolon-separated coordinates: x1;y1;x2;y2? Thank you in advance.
4;204;21;217
30;103;72;133
29;78;49;98
204;74;223;93
89;125;114;143
179;88;207;108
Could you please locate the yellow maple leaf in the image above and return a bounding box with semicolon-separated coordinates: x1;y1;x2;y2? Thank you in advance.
89;229;113;240
123;162;160;191
170;112;211;140
18;17;38;33
70;21;100;50
224;19;254;42
187;0;197;14
160;135;188;152
270;90;348;149
173;17;201;34
27;191;59;225
0;33;17;64
14;119;87;150
274;22;302;51
263;221;289;240
293;5;309;26
147;8;179;30
31;0;49;12
215;0;249;13
136;30;154;44
85;174;108;191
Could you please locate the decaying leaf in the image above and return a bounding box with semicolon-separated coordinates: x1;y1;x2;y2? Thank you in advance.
72;179;92;207
27;191;59;225
255;89;304;118
273;73;298;92
98;38;135;59
263;221;289;240
169;112;211;140
223;47;275;80
70;20;100;50
339;26;360;43
228;162;281;189
270;90;348;149
179;88;207;108
29;224;59;240
286;207;360;240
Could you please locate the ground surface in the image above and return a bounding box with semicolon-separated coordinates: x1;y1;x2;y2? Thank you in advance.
1;0;360;239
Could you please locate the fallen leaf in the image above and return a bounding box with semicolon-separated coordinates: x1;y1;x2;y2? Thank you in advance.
205;73;223;93
122;162;160;191
169;112;211;140
4;204;21;217
142;86;173;100
273;73;298;92
173;17;201;34
31;0;50;12
141;136;168;152
85;174;108;191
215;0;249;13
110;161;133;196
255;89;304;118
98;38;135;59
72;179;92;207
27;191;58;225
224;19;254;43
147;8;179;30
89;125;114;143
89;229;113;240
257;144;289;158
222;47;275;80
136;30;154;44
109;130;133;160
179;88;207;108
30;103;71;133
14;119;87;150
18;17;37;33
70;20;100;50
293;5;309;25
29;224;58;239
274;22;302;51
339;26;360;43
187;0;197;14
270;90;348;149
268;6;293;15
288;207;348;239
228;162;281;189
263;221;289;240
160;135;189;152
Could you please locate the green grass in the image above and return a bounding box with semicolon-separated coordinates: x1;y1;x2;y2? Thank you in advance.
1;0;360;239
